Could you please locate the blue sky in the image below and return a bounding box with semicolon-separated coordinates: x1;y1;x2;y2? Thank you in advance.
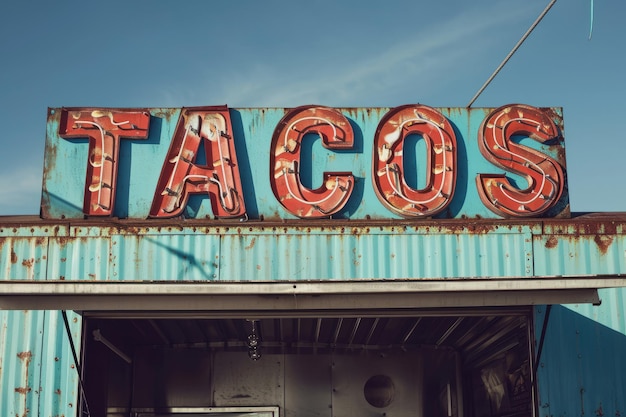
0;0;624;216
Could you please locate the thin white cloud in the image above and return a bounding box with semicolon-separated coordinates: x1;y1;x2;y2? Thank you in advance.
173;2;539;107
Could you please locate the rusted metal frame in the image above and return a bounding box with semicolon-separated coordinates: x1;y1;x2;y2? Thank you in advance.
7;212;626;235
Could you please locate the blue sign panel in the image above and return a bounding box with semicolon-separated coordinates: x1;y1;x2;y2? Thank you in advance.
41;105;569;220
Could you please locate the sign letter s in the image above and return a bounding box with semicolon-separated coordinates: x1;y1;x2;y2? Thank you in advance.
476;104;565;217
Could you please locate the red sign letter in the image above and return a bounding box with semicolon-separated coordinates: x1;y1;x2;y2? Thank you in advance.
372;105;457;217
59;108;150;216
476;104;565;217
270;106;354;218
150;106;246;219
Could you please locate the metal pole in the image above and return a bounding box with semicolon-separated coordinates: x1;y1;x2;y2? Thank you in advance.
62;310;92;417
466;0;558;108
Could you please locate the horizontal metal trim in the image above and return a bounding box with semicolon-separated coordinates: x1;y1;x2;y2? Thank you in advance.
0;279;604;311
131;406;280;414
0;277;623;295
81;306;534;319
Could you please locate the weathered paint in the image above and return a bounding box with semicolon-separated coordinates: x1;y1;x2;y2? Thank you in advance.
534;291;626;417
0;213;625;417
41;106;569;220
0;309;81;417
1;215;624;282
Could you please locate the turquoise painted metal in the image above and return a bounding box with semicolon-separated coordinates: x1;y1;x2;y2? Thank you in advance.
40;106;569;220
534;290;626;417
0;309;81;417
1;213;625;416
2;104;625;417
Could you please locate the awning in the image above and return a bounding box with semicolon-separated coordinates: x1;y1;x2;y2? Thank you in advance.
1;277;620;313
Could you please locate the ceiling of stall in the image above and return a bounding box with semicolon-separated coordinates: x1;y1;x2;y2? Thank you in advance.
87;311;532;368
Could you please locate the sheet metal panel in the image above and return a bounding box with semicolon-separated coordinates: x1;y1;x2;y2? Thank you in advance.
0;309;81;417
533;234;626;276
221;229;532;280
1;218;626;281
47;235;110;281
1;223;535;281
0;236;47;280
110;234;220;281
535;290;626;417
0;215;625;417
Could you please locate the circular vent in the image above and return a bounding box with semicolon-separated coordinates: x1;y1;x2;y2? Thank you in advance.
363;374;395;408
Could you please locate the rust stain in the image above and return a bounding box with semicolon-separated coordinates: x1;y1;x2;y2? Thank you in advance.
11;250;18;264
596;403;604;417
14;387;32;394
16;351;32;415
594;235;614;255
545;236;559;249
245;237;257;250
22;258;34;268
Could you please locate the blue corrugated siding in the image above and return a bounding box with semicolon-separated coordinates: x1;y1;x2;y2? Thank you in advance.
535;290;626;417
1;236;47;280
1;215;626;417
534;235;626;276
1;224;547;281
221;230;532;280
0;309;81;417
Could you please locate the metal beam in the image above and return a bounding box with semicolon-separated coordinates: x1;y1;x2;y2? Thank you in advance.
0;278;608;312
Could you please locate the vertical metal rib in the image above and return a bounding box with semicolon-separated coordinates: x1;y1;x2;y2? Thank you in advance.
348;318;362;347
402;317;422;345
437;317;465;346
365;318;380;346
332;318;344;345
315;318;322;344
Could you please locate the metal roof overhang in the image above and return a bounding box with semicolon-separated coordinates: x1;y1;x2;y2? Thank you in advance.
1;277;620;315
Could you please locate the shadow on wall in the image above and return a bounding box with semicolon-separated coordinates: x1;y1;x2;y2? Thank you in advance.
535;296;626;417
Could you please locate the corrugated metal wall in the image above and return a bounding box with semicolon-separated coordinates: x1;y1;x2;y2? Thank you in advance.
534;289;626;417
0;309;81;417
5;220;624;282
1;214;626;416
